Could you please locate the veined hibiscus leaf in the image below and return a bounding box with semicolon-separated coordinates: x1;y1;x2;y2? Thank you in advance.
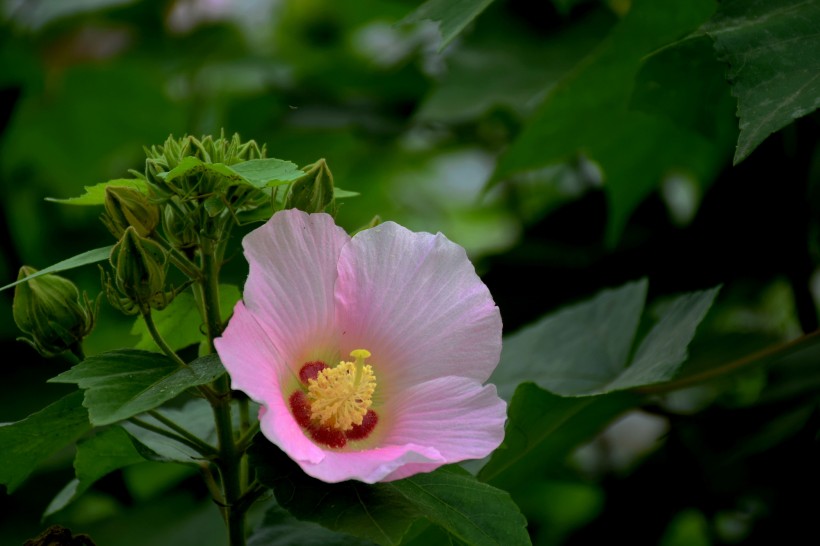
630;34;737;140
0;245;113;292
250;439;530;546
492;0;728;245
400;0;496;52
130;285;241;353
161;156;241;185
478;383;639;489
49;350;225;426
44;426;145;517
249;504;374;546
490;279;720;397
702;0;820;164
45;177;149;205
121;399;217;464
250;438;418;546
386;466;530;546
0;391;91;493
229;158;304;188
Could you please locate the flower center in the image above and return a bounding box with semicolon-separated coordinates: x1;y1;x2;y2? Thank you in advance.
307;349;376;431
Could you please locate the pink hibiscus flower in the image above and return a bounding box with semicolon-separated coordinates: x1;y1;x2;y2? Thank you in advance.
215;209;506;483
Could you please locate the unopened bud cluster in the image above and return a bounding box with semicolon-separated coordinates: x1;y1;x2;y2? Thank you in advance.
13;132;343;356
13;267;97;356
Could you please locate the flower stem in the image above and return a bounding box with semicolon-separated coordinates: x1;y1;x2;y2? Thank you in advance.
128;417;215;458
147;410;217;456
637;329;820;395
199;222;247;546
141;309;188;368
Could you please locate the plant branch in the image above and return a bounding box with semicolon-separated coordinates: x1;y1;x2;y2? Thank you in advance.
128;417;216;458
141;309;188;368
147;410;218;456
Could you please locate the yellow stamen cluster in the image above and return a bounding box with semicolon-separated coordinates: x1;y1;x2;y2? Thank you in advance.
308;349;376;431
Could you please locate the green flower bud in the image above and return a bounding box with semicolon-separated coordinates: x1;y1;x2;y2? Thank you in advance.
13;266;96;357
106;226;171;314
285;158;335;214
161;199;199;250
102;186;160;239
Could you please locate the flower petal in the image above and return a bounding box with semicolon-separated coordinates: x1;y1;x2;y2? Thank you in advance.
297;442;446;484
335;222;502;388
242;209;349;365
215;302;325;464
383;376;507;475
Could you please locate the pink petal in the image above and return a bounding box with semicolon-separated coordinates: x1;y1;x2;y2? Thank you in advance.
215;303;324;464
335;222;502;389
384;376;506;469
297;442;446;484
242;209;349;366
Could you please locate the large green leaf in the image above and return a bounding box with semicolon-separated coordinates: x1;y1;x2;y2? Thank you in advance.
490;280;719;397
122;399;217;463
46;178;149;205
130;285;241;353
401;0;497;51
50;351;225;426
478;383;638;489
250;440;530;546
631;34;736;139
0;246;113;292
417;8;616;123
45;426;145;516
249;504;375;546
493;0;729;244
229;158;304;188
160;156;303;191
388;466;529;546
251;439;416;546
702;0;820;164
0;391;91;493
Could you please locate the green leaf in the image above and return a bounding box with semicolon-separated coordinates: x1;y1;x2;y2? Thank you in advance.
161;156;242;185
631;34;736;139
0;391;91;493
45;178;148;205
388;466;530;546
249;504;375;546
493;0;729;244
490;279;720;397
230;158;304;188
401;0;496;52
50;350;225;426
702;0;820;164
45;426;145;516
0;245;113;292
491;279;647;399
478;383;638;489
250;440;529;546
130;285;241;353
252;440;415;545
334;187;360;199
122;399;216;463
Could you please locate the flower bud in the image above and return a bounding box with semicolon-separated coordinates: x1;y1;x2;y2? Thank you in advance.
102;186;160;239
107;226;170;314
13;266;96;356
285;158;335;214
161;199;199;250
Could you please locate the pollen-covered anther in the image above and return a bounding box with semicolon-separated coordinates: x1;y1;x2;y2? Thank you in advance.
307;349;376;431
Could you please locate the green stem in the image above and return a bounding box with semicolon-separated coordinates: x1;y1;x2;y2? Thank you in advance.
128;417;215;458
147;410;218;456
199;220;246;546
141;309;188;368
235;421;261;455
156;237;201;280
637;329;820;395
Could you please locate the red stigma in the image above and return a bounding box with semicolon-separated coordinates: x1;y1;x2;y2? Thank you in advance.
345;410;378;441
288;391;312;428
309;426;347;449
298;361;328;383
